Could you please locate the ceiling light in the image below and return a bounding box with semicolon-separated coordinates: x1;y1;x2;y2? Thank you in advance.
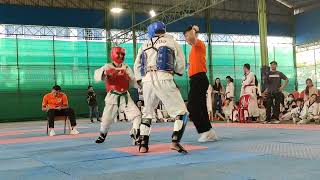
111;7;123;14
149;10;156;17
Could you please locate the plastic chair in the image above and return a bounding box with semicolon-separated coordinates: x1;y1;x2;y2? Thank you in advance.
46;116;71;135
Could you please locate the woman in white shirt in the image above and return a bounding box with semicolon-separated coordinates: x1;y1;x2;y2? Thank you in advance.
225;76;235;101
304;78;318;102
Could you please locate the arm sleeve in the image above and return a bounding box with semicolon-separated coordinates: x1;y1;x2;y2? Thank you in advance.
94;65;107;82
134;47;143;81
280;72;288;80
62;94;69;106
42;95;47;107
173;40;186;76
126;65;136;81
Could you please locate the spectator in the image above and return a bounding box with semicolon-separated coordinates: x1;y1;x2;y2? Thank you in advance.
281;94;296;114
297;94;319;124
304;78;318;102
207;84;213;121
281;98;304;123
241;64;259;121
254;75;262;97
231;101;241;122
225;76;234;102
87;85;100;123
137;100;144;112
264;61;289;123
138;87;144;102
42;85;79;136
257;96;266;122
213;78;224;115
222;98;233;122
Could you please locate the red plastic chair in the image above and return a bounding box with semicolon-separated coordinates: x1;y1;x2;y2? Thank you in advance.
291;91;300;99
238;94;251;123
299;90;305;99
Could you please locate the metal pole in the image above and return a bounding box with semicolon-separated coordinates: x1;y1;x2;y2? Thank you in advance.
53;36;57;85
292;44;298;91
232;41;237;96
131;0;137;61
314;49;317;87
184;41;189;93
86;39;91;85
105;0;111;63
273;45;275;60
15;35;20;92
258;0;269;91
206;7;213;83
254;42;257;73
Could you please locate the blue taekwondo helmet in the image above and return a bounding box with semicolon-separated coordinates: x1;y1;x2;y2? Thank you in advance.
147;21;166;38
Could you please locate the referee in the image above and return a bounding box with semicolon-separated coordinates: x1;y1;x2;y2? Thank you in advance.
184;25;217;142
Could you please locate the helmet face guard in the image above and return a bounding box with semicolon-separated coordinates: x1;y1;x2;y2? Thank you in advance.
111;47;126;64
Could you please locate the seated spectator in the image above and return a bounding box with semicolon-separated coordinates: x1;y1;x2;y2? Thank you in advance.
138;87;144;102
304;78;318;102
156;102;171;122
222;98;233;122
207;84;213;121
281;93;297;114
231;101;240;122
137;100;144;112
119;111;128;122
257;96;266;122
297;94;319;124
281;98;304;123
42;85;79;136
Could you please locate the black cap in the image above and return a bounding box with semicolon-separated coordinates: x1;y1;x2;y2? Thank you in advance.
183;25;193;35
270;61;278;65
52;85;61;91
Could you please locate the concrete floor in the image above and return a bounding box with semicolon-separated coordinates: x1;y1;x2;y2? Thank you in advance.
0;119;320;180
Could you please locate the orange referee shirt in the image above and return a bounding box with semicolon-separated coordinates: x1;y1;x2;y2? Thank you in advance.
188;39;207;77
42;92;68;109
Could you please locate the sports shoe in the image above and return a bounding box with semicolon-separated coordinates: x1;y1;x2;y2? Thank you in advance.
49;129;56;136
198;129;218;142
272;120;280;124
70;128;80;135
95;133;107;143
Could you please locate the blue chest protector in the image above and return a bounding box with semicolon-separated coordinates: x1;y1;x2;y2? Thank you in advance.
140;36;175;77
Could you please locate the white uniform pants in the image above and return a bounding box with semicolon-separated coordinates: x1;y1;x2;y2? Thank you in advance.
100;93;141;134
140;79;188;136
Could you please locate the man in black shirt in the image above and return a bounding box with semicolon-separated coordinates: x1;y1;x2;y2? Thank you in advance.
264;61;289;123
87;85;101;123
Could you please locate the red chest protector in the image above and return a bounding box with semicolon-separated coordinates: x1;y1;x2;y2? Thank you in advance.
105;67;130;93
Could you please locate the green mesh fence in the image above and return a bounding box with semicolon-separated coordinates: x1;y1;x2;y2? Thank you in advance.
0;37;295;121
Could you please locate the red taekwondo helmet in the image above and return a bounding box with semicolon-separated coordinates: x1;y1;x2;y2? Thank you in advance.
111;46;126;64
